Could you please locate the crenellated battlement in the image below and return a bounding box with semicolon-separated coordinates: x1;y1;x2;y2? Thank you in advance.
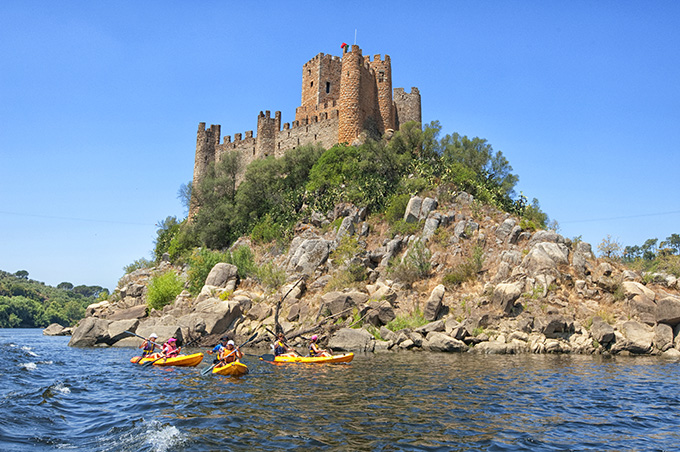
191;45;421;214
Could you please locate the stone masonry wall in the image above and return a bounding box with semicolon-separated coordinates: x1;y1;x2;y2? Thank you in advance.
191;46;421;210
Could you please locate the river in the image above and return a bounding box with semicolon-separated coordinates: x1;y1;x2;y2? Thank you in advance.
1;328;679;451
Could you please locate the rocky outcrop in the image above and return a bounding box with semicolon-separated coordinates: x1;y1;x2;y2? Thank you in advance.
68;193;680;359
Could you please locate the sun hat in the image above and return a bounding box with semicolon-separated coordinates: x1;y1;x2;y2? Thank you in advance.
150;333;158;338
168;338;176;342
311;335;318;341
227;340;235;346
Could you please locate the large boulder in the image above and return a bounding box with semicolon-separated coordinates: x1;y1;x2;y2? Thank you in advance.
521;242;569;273
328;328;375;352
492;283;522;314
205;263;239;290
404;196;423;223
68;317;111;347
420;197;438;220
286;238;332;276
191;298;242;335
495;219;516;241
107;319;140;345
627;294;657;325
656;296;680;326
654;323;674;352
612;321;654;354
43;323;68;336
590;316;614;344
424;284;446;321
423;331;467;352
320;292;356;318
621;281;656;301
107;305;148;321
364;302;396;326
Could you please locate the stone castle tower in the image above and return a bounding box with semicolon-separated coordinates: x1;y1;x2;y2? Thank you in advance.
190;45;421;216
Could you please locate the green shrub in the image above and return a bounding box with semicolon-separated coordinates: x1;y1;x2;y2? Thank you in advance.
386;308;428;331
187;248;230;295
384;193;411;225
231;245;257;279
255;262;286;290
442;245;484;288
146;271;183;311
390;219;422;238
387;240;431;285
251;214;284;244
123;257;154;274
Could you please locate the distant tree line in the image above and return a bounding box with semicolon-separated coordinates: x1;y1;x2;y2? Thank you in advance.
0;270;106;328
597;234;680;278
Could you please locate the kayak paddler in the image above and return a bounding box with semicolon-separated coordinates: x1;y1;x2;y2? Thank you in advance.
207;336;229;363
309;334;331;357
140;333;159;357
274;332;299;357
218;340;243;364
162;337;180;358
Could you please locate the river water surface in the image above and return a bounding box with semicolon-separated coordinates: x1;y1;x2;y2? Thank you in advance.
1;329;679;451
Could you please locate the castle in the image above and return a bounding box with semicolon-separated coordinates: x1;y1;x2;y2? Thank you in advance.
191;44;421;202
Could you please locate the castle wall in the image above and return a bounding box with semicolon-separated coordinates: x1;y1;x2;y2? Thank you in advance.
276;111;339;156
393;87;422;128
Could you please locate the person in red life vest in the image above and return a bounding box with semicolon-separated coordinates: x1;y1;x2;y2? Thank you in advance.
274;332;299;357
162;337;180;358
309;334;331;357
218;340;243;364
140;333;159;357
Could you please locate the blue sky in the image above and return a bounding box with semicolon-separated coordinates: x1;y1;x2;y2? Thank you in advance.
1;1;678;291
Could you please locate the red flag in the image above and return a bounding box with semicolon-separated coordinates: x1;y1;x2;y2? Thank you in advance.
341;42;348;49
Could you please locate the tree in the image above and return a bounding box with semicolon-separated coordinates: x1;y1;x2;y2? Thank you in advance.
598;235;622;260
177;181;192;215
663;233;680;255
641;238;658;261
14;270;28;279
153;216;181;262
57;282;74;290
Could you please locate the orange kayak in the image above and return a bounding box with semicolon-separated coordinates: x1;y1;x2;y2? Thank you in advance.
212;361;249;377
130;352;204;367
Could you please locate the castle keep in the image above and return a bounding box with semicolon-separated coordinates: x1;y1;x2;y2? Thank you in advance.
192;45;421;193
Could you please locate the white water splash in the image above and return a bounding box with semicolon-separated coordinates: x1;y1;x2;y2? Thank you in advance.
22;346;38;357
145;422;185;452
20;362;37;371
52;382;71;394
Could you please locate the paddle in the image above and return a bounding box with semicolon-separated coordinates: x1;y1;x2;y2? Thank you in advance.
201;332;258;376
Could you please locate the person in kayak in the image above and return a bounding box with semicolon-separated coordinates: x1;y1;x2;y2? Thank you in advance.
309;334;331;357
162;337;180;358
274;332;299;357
207;336;229;363
140;333;159;357
218;340;243;364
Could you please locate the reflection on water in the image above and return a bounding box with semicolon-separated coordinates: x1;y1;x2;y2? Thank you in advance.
1;329;680;451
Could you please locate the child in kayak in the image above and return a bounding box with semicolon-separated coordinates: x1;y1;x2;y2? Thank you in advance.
309;335;331;357
207;336;229;364
140;333;159;357
162;337;180;358
218;340;243;364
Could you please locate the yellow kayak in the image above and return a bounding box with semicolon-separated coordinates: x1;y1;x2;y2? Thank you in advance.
130;352;204;367
272;352;354;364
212;361;249;376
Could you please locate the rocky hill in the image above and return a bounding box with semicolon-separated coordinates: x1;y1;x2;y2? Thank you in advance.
65;191;680;357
